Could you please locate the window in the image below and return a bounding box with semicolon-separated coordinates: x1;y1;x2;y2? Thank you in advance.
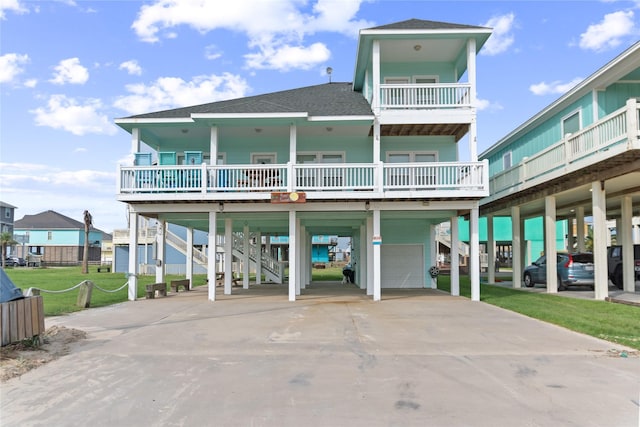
251;153;277;164
296;152;345;187
386;151;437;187
414;76;438;105
47;231;52;240
562;110;581;137
384;77;410;106
503;151;512;169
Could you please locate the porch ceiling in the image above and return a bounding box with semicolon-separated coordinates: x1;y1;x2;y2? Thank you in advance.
480;152;640;220
372;123;469;141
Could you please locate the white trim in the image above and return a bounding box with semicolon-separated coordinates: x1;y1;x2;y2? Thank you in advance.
192;113;308;119
384;76;410;84
385;150;438;162
561;108;582;137
115;118;194;124
307;116;374;122
502;151;512;170
251;153;277;164
413;75;438;84
297;151;346;163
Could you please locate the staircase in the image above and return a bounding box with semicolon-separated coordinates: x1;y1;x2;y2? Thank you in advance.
165;229;284;284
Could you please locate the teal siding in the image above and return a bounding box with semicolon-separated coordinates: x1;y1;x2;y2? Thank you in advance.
381;62;456;83
381;135;457;161
19;229;82;245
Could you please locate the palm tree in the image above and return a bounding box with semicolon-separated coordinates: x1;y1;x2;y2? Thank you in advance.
1;232;17;268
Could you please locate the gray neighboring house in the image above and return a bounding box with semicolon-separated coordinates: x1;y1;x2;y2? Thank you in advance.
0;201;17;236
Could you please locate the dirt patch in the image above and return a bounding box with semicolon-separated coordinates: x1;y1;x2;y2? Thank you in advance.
0;325;87;382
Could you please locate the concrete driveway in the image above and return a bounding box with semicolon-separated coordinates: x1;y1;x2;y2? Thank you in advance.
1;284;638;427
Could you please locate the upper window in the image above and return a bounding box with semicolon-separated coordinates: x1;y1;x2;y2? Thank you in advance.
47;231;52;240
503;151;512;170
297;152;344;164
562;110;581;137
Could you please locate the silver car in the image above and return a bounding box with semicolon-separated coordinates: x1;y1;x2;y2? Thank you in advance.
523;253;595;290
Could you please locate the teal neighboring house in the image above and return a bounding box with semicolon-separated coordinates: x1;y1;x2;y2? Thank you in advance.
14;210;105;266
477;42;640;299
114;18;493;302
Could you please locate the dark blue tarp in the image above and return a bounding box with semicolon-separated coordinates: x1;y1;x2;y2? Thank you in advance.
0;268;24;303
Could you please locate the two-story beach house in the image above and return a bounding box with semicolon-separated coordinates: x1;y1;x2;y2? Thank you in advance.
115;19;492;302
479;41;640;300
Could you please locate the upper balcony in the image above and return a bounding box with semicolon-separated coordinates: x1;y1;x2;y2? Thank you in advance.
117;160;489;203
484;99;640;206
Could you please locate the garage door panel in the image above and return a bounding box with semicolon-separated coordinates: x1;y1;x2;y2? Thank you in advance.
381;244;424;288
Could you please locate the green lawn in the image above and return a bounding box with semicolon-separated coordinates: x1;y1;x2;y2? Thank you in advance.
4;267;638;350
438;275;640;350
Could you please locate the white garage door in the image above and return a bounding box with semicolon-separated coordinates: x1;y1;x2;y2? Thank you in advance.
381;244;424;288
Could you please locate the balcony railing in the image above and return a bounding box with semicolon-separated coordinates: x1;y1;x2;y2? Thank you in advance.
118;161;489;198
380;83;472;109
489;99;640;198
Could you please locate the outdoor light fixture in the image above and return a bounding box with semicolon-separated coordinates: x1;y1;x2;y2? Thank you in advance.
414;44;422;51
326;127;333;132
218;202;224;212
181;129;188;134
255;128;262;133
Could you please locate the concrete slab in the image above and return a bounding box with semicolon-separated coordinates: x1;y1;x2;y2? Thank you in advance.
1;284;638;427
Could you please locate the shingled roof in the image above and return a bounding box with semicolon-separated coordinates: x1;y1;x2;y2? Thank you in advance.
121;82;374;120
15;210;102;232
367;18;490;31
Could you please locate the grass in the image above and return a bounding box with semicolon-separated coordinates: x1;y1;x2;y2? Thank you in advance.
4;267;638;350
438;275;640;350
4;267;207;316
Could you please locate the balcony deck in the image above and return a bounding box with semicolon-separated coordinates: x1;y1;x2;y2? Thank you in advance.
117;161;489;202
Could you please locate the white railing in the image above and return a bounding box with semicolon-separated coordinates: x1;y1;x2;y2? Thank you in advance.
119;161;488;195
380;83;471;109
489;100;639;197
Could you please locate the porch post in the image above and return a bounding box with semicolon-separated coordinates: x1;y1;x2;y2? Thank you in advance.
372;40;380;113
288;210;297;301
127;211;139;301
469;203;480;301
255;230;262;285
300;225;307;290
487;214;495;284
243;223;250;289
373;208;381;301
366;215;373;296
224;218;233;295
621;196;634;292
131;127;140;154
467;38;478;161
544;196;558;293
450;215;460;296
209;126;218;162
429;224;437;289
207;211;217;301
592;181;608;300
576;206;586;252
360;223;367;290
186;227;193;289
296;218;302;296
155;220;165;284
511;206;522;288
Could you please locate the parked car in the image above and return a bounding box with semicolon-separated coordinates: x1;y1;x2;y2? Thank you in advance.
523;253;595;290
607;244;640;289
4;257;26;267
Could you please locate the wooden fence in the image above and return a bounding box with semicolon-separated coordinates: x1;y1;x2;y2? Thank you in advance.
0;296;45;346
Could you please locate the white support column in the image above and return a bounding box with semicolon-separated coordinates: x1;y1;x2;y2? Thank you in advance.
592;181;608;300
576;206;586;252
307;232;312;285
360;223;367;290
429;224;437;289
155;220;165;284
372;40;380;113
373;208;381;301
511;206;522;289
289;124;297;167
621;196;634;292
469;203;480;301
186;227;193;289
450;215;460;296
127;211;139;301
466;38;478;161
545;196;558;294
224;218;233;295
209;126;218;162
300;226;307;290
366;215;373;296
288;210;297;301
487;214;495;285
243;223;250;289
255;230;262;285
131;127;140;154
207;212;217;301
296;218;302;296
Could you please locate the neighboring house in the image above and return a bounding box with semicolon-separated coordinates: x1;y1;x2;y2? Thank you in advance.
14;210;104;266
115;19;492;302
0;201;16;236
479;41;640;299
100;232;114;265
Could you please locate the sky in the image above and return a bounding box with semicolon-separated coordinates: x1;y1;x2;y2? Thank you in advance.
1;0;639;233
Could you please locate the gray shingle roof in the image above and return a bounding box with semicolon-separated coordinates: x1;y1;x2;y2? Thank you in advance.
15;210;102;232
368;18;489;31
122;82;373;120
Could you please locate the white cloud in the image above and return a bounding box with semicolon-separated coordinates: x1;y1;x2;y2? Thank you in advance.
481;13;516;56
579;10;636;51
119;59;142;75
50;57;89;85
529;78;583;96
24;78;37;88
113;72;250;115
30;94;117;135
205;45;222;60
0;0;29;19
245;42;331;71
130;0;372;71
0;52;29;83
0;162;125;232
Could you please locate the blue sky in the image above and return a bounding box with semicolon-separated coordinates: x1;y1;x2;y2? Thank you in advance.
1;0;639;233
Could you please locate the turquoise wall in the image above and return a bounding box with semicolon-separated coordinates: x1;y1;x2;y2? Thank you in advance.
380;135;457;161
